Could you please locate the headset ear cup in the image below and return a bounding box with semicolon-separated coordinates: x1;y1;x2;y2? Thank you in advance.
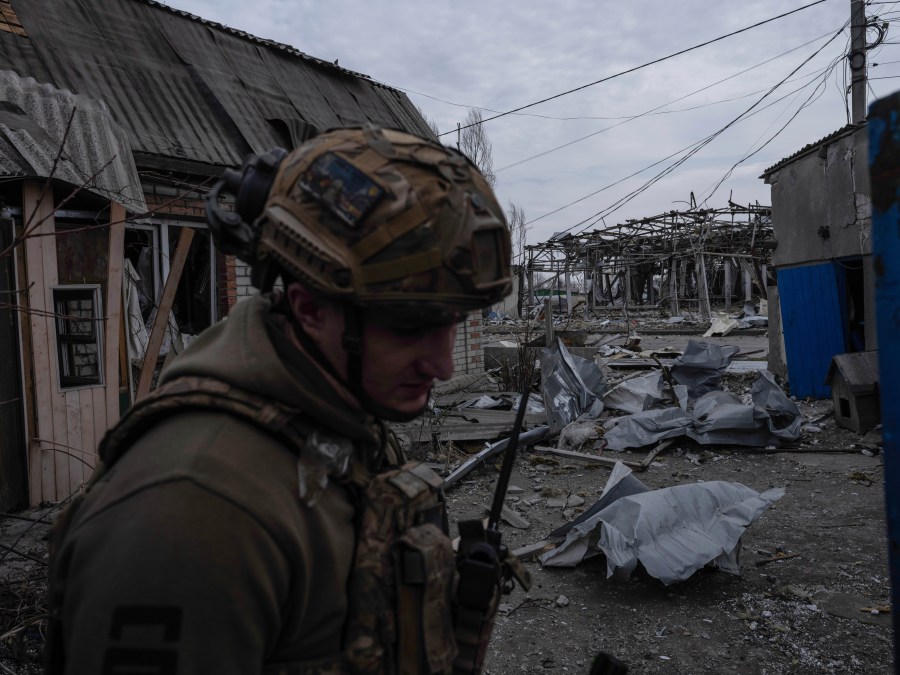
206;149;288;267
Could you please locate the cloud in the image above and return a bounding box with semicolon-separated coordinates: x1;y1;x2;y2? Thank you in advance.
164;0;898;244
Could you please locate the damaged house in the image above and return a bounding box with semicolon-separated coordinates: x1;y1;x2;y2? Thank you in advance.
0;0;484;510
761;122;876;399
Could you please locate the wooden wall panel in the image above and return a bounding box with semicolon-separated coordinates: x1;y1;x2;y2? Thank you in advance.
91;386;107;460
23;182;58;503
21;190;128;503
65;390;83;494
39;200;69;503
79;388;96;476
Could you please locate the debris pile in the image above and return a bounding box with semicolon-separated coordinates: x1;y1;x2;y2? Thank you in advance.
540;462;784;584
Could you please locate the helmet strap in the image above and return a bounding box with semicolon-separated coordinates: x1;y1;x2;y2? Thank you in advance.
286;302;428;423
341;304;365;394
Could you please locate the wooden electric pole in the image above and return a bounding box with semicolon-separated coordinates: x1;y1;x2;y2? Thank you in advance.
850;0;867;125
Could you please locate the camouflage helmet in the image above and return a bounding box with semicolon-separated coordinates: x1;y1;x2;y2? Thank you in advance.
254;126;512;324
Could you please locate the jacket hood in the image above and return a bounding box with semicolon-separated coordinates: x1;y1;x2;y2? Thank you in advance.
159;293;381;445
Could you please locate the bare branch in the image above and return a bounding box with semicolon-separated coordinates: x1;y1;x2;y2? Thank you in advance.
458;109;496;188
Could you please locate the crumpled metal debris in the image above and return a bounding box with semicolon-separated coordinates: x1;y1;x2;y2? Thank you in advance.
703;315;740;337
603;371;688;415
456;394;545;414
603;369;802;450
670;340;740;400
540;337;607;434
540;463;785;584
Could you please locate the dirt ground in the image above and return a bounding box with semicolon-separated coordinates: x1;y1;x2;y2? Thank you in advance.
0;328;894;674
447;438;891;674
442;323;894;675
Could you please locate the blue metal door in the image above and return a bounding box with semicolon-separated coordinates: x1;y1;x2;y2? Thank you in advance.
777;263;846;398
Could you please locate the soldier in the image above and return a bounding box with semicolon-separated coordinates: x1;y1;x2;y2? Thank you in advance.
45;126;523;674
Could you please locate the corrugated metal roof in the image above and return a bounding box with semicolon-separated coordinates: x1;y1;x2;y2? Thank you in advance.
139;0;374;82
0;69;146;212
760;123;862;177
0;0;433;173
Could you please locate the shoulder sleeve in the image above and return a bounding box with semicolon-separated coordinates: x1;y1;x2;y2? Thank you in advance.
59;481;290;675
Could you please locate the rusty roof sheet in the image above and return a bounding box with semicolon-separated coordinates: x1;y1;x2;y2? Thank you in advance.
0;69;146;212
0;0;433;174
760;123;862;178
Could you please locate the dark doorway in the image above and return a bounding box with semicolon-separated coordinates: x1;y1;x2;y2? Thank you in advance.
0;216;27;511
838;258;866;352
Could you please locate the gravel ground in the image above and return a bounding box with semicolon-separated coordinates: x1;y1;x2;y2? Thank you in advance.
439;396;893;674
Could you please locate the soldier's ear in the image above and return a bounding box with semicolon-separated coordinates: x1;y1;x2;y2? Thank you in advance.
286;282;328;336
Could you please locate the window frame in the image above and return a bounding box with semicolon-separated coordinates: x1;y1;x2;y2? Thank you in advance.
53;285;104;390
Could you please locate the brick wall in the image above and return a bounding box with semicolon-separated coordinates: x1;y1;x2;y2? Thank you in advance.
143;188;207;220
235;262;255;300
219;252;237;316
453;315;484;375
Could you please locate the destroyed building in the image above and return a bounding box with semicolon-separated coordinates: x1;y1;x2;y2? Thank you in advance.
519;200;773;321
761;122;875;399
0;0;488;510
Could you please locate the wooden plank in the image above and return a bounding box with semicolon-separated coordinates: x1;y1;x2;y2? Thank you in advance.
105;203;126;424
92;385;107;458
22;181;57;503
80;387;96;478
14;193;41;506
533;445;637;469
512;540;553;559
637;438;676;471
136;227;194;399
65;390;83;494
480;503;531;529
392;410;547;444
39;194;70;503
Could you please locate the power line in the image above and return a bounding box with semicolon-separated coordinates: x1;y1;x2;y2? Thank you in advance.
581;26;848;233
437;0;829;137
533;20;848;238
496;30;840;174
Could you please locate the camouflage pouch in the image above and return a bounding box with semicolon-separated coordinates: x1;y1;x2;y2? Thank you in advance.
397;523;457;675
344;462;457;675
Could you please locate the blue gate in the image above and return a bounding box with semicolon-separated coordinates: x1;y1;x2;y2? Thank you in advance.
777;263;846;398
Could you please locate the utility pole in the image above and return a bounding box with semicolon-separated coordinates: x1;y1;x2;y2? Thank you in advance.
850;0;867;124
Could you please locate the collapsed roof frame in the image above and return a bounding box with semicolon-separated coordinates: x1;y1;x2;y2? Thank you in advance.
523;200;774;320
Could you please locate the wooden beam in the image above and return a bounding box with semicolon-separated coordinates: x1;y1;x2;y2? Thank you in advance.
22;181;58;503
637;438;676;471
105;202;126;424
136;227;195;399
533;446;639;469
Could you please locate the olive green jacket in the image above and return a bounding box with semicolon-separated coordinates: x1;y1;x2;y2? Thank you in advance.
54;294;397;674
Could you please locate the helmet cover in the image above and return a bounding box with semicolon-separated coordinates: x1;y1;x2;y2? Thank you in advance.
254;126;512;325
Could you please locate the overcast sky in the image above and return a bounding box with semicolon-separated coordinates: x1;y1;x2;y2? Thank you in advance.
164;0;900;245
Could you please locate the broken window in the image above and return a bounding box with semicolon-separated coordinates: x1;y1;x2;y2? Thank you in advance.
54;287;103;388
167;225;214;337
123;222;216;342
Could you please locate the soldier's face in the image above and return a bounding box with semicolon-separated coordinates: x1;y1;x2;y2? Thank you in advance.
358;316;458;415
289;284;457;416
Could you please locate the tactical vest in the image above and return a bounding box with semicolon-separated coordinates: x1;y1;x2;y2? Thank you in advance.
46;376;458;675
